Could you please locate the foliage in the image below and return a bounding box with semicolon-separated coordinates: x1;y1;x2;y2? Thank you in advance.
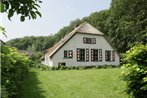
53;19;84;43
6;36;54;62
1;45;31;98
84;10;110;36
0;0;42;21
121;44;147;98
0;0;42;38
0;26;7;37
1;0;42;97
7;36;55;51
33;63;119;71
108;0;147;52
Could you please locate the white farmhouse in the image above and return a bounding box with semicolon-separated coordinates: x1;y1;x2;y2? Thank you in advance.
42;22;120;67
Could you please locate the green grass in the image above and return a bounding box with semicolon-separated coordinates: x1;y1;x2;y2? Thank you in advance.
18;68;128;98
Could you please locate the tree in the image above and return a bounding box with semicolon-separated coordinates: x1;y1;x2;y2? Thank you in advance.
108;0;147;52
1;45;31;98
121;44;147;98
54;19;83;43
1;0;42;97
85;10;110;36
0;0;42;21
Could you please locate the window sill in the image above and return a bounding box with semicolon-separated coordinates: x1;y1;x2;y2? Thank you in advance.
77;61;89;62
105;61;115;62
63;58;73;59
91;61;102;62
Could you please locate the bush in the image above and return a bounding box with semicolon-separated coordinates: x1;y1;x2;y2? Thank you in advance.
121;44;147;98
59;66;68;70
95;65;102;69
1;45;31;98
32;64;118;71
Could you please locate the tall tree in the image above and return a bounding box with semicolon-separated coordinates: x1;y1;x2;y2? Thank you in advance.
108;0;147;52
0;0;42;21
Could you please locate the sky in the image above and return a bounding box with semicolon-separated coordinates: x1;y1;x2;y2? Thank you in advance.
1;0;111;42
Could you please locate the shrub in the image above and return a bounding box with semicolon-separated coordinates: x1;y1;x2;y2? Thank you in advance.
59;66;68;70
71;66;76;69
32;63;118;71
74;66;78;70
121;44;147;98
1;45;31;98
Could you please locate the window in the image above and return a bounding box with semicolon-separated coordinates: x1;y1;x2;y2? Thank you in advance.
64;50;68;58
58;62;66;67
112;51;115;61
87;38;92;44
91;49;98;61
99;49;102;61
105;50;111;61
105;50;115;61
64;50;73;59
83;37;96;44
77;48;85;61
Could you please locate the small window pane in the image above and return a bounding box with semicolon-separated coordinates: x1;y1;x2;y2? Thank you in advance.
77;48;85;61
64;51;68;58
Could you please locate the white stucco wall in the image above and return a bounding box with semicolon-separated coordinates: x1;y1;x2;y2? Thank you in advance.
49;33;120;66
43;53;53;66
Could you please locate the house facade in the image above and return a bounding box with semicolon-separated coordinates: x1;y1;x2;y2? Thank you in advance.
42;22;120;66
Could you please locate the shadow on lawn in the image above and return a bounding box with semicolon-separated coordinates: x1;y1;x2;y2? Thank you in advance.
17;70;46;98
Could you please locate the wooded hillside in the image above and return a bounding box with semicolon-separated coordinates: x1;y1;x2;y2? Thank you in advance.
6;0;147;53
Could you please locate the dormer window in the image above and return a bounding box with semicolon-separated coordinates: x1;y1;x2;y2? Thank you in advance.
83;37;96;44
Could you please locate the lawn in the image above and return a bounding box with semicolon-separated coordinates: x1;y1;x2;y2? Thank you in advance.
18;68;128;98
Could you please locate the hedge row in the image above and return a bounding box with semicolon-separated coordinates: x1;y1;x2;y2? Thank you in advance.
33;63;119;71
1;45;31;98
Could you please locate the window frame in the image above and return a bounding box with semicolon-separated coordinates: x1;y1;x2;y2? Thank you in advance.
63;50;73;59
64;50;68;58
83;37;96;44
91;49;99;62
105;50;112;61
77;48;86;62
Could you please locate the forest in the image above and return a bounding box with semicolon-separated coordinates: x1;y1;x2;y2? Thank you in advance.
6;0;147;56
